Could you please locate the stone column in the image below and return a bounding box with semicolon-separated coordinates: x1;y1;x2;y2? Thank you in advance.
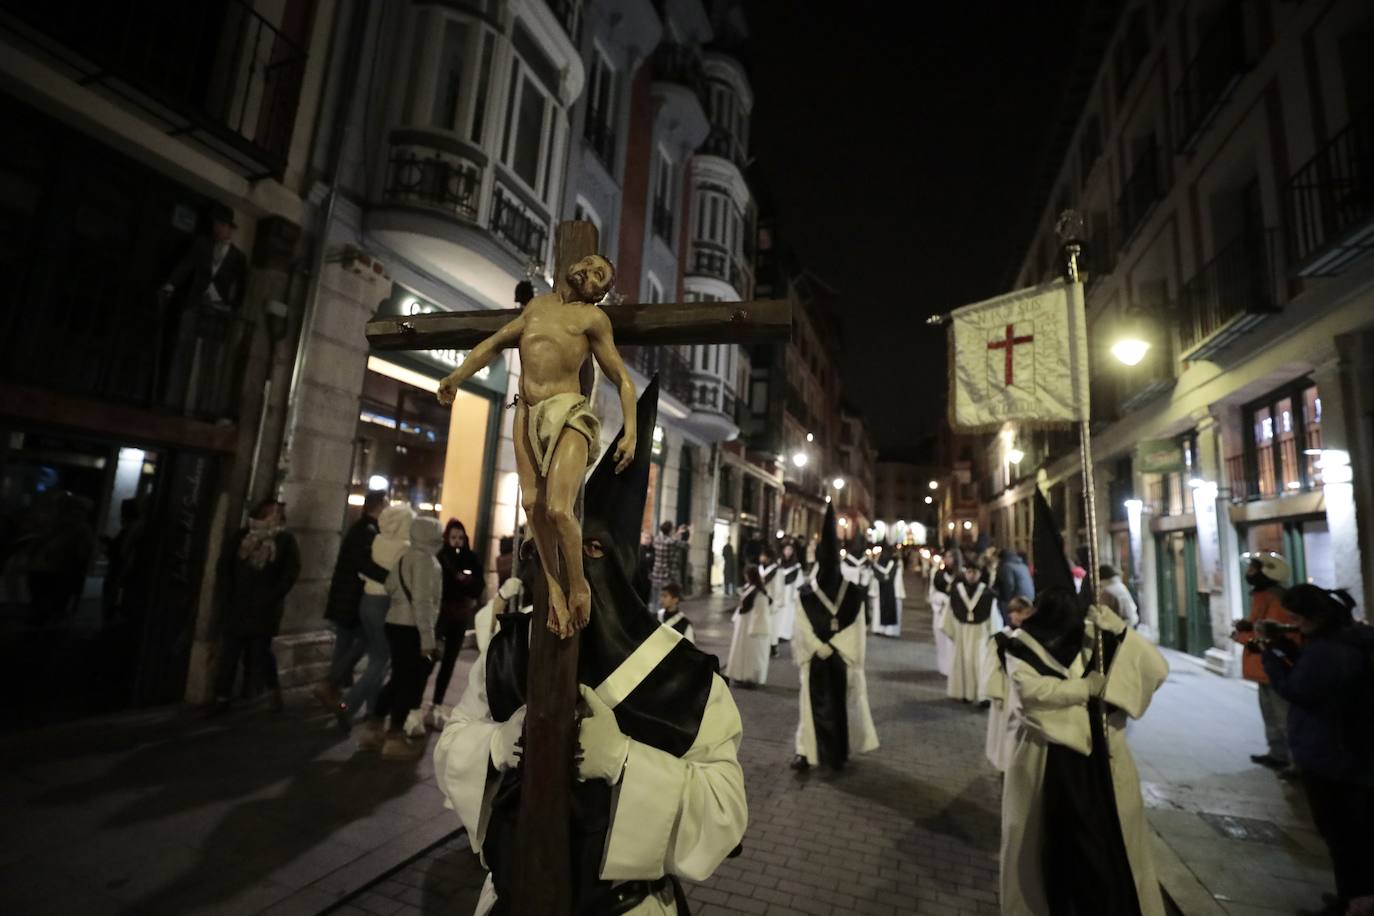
272;260;390;686
1194;411;1238;675
1316;336;1373;616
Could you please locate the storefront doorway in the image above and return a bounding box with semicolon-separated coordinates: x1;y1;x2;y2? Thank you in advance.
0;428;217;729
1156;530;1207;655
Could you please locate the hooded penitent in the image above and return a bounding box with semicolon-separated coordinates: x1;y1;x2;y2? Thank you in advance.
1013;488;1140;916
480;377;721;911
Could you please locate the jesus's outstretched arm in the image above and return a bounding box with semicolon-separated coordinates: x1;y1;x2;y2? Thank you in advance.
437;314;525;405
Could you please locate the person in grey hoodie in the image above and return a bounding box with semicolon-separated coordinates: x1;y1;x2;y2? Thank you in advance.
360;515;443;760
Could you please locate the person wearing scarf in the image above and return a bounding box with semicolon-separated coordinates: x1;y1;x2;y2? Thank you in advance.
431;519;483;720
212;500;300;714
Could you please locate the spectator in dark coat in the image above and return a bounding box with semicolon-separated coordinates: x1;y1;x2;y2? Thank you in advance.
212;499;301;713
431;518;482;715
313;491;389;709
1261;585;1374;915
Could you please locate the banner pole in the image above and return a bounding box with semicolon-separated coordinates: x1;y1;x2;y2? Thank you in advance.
1061;222;1109;744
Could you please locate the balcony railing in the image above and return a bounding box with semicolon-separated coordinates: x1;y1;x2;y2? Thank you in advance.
623;345;692;404
490;183;549;266
583;108;616;170
0;0;307;179
543;0;582;46
652;42;710;110
1226;439;1316;502
701;125;747;170
1285;102;1374;276
383;143;481;221
1177;228;1278;358
1172;0;1251;153
1116;145;1163;248
689;241;745;294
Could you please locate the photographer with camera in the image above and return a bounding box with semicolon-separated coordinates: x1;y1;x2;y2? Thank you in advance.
1260;585;1374;916
1232;552;1299;777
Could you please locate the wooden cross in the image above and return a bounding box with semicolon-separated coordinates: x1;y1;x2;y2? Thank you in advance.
986;322;1034;386
365;221;790;916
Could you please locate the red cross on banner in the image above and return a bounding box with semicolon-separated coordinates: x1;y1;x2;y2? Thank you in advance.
986;324;1034;386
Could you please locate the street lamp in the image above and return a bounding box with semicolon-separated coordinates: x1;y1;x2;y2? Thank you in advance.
368;474;389;492
805;432;814;443
963;520;973;530
928;480;938;490
791;451;808;468
924;495;933;505
1007;447;1025;464
832;476;845;490
1110;337;1151;366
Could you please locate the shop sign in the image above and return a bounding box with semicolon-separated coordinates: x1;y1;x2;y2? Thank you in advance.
1136;439;1185;474
377;287;508;395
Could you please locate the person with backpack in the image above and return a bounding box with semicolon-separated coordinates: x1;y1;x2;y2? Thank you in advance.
1260;585;1374;916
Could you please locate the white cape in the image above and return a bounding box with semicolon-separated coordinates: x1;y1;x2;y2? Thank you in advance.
723;586;771;685
433;625;748;916
999;623;1169;916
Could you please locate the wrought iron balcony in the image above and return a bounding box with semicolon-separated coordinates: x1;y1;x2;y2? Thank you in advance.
1285;102;1374;276
0;0;307;179
384;142;482;222
1116;145;1163;248
623;345;692;404
1225;439;1317;503
652;42;710;110
490;184;549;266
377;131;552;269
1172;0;1251;154
1177;228;1278;359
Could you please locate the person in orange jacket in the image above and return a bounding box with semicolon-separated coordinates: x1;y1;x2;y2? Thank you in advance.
1232;552;1300;776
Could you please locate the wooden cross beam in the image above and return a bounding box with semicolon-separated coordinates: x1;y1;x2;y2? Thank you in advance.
365;297;791;350
365;221;790;916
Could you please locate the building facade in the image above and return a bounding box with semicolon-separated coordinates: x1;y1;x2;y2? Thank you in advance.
0;0;338;717
976;0;1374;674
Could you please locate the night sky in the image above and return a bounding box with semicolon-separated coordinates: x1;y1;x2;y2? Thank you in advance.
746;1;1089;457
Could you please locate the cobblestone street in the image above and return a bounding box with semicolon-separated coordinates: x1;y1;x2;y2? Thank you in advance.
1;573;1335;916
337;578;1007;916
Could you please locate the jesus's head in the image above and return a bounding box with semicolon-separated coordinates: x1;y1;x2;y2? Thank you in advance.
567;254;615;303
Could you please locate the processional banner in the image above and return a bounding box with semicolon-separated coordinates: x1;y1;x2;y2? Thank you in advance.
948;281;1089;431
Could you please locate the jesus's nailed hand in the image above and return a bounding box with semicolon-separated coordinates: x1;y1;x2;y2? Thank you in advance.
612;433;636;474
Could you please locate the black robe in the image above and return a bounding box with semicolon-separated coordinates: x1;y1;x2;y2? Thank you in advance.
1005;631;1140;916
797;582;865;769
872;561;900;626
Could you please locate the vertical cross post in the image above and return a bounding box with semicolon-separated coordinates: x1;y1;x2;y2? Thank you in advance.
511;221;598;916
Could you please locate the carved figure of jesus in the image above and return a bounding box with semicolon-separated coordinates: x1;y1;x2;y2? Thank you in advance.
436;255;636;638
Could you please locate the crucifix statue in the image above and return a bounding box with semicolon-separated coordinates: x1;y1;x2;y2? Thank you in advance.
436;243;637;640
366;221;788;916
